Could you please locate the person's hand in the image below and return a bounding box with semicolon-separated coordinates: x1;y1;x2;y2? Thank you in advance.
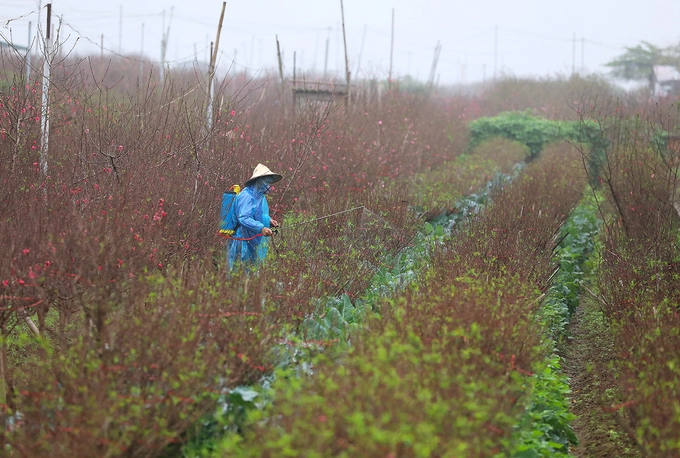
262;227;273;237
270;219;279;228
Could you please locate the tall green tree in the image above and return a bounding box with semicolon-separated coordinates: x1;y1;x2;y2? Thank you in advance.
605;41;679;90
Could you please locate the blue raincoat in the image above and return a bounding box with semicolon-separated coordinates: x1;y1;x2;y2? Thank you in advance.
227;178;272;270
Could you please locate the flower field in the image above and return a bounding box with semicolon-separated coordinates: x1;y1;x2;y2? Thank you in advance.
1;50;679;457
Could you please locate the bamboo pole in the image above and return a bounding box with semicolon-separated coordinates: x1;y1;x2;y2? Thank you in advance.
276;35;284;93
19;310;40;337
0;324;6;406
340;0;351;112
427;40;442;93
389;8;394;89
207;1;227;132
26;22;32;81
39;3;52;179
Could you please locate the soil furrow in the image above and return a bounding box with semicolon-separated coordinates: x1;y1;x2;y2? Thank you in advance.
562;296;641;458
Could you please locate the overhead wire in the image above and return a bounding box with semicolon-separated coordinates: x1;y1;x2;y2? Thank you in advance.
1;8;41;26
61;19;212;66
2;5;635;86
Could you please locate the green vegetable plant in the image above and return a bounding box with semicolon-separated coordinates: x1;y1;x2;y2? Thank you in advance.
509;200;600;456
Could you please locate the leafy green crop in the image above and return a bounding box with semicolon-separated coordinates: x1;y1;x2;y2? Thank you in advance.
510;356;578;457
542;203;600;339
508;200;600;456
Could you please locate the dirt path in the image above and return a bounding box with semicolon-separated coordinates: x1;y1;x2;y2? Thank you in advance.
561;296;642;458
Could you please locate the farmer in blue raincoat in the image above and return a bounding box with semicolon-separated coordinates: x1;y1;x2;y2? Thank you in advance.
228;163;282;270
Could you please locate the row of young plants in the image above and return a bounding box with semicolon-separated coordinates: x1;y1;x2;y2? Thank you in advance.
510;199;600;456
198;143;587;456
581;105;680;455
177;144;527;456
464;110;622;455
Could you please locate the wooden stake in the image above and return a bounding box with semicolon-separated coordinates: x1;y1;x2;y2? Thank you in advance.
210;2;226;70
118;5;123;54
139;23;144;77
26;21;32;81
389;8;394;89
0;323;7;405
276;34;284;91
324;37;329;78
40;3;52;179
17;309;40;337
160;7;174;82
161;10;166;81
207;2;226;132
427;40;442;93
340;0;351;111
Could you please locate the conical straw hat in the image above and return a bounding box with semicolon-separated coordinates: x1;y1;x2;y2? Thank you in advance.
244;163;283;186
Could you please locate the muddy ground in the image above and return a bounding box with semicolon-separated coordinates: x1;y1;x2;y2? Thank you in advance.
561;296;642;458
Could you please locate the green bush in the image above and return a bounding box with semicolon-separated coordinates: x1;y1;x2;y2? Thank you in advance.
468;111;560;160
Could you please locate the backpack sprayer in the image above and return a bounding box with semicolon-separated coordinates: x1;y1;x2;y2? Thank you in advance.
218;184;241;238
218;184;277;242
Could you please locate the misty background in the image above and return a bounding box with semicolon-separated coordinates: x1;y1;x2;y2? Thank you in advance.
1;0;679;87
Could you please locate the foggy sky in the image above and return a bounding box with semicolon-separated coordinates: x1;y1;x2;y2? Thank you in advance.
2;0;679;86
